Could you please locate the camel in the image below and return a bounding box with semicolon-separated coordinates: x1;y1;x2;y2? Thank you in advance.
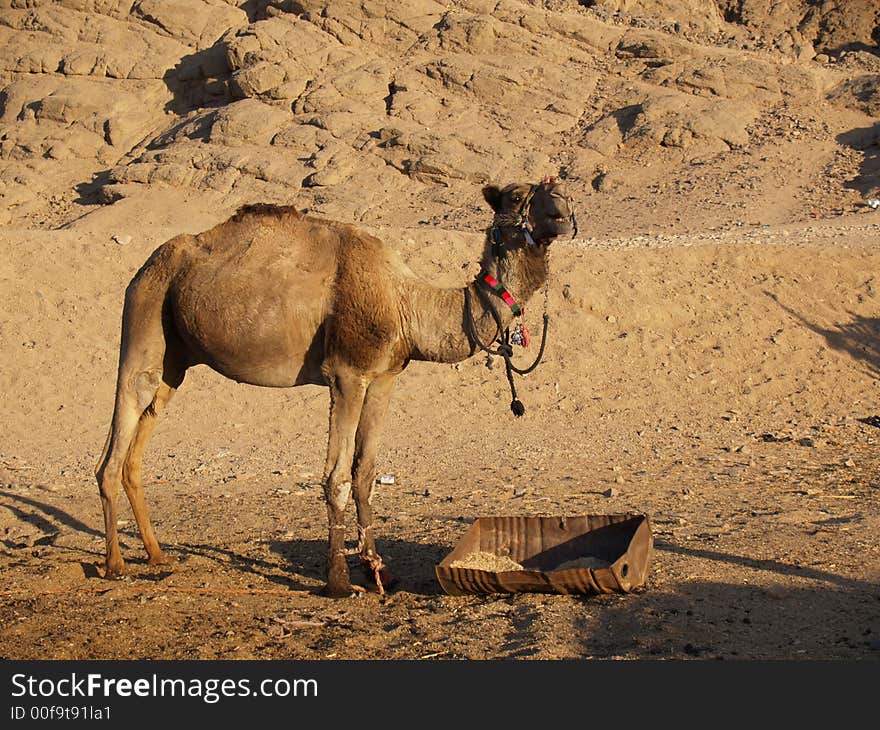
94;178;575;597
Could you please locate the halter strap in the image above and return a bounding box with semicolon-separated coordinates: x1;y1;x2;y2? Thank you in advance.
477;269;522;316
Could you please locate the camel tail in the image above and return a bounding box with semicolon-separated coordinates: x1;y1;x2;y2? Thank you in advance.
94;430;112;478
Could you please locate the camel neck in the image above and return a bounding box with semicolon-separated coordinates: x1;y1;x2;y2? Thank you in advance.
477;246;549;317
403;248;548;365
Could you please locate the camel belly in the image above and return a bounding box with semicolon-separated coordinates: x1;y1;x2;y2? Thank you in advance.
169;278;329;388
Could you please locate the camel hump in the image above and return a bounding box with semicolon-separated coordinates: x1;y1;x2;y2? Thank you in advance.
231;203;301;222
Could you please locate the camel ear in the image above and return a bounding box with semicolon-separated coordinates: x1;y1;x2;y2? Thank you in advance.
482;185;502;212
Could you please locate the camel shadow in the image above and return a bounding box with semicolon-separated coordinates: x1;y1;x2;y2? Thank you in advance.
0;491;312;591
169;541;317;592
270;538;450;595
0;490;103;544
765;291;880;380
836;124;880;198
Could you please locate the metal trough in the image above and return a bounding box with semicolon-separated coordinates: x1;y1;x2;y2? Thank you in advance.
436;513;653;596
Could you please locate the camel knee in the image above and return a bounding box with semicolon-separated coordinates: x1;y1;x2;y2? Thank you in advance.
325;479;352;516
353;473;375;502
98;464;123;498
134;370;162;412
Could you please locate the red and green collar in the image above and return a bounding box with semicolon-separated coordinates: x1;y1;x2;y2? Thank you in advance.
477;269;522;316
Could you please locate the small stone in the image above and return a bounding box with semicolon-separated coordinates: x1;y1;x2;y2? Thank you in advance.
602;487;619;497
615;475;625;484
844;459;856;468
606;315;616;323
112;234;132;245
798;437;815;447
512;487;527;498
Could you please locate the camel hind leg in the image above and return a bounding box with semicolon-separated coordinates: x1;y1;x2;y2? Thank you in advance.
95;366;165;577
97;358;186;577
95;250;187;577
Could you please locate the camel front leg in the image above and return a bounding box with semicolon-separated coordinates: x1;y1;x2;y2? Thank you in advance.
321;369;368;598
351;374;396;589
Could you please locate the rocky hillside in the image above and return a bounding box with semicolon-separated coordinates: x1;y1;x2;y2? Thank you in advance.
1;0;878;236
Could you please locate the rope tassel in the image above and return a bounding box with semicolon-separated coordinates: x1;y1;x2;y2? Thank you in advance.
464;288;549;418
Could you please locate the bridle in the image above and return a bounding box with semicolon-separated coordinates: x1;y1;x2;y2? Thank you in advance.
487;178;578;258
464;178;576;417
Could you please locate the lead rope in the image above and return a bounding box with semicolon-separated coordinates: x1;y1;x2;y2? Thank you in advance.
464;284;550;417
464;178;562;416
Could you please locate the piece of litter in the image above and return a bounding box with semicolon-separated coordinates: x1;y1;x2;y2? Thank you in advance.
377;474;395;485
867;199;880;210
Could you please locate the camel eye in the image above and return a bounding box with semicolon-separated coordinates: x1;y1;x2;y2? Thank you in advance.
510;193;522;203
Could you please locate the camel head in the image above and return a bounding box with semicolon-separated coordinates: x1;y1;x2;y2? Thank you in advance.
482;177;577;250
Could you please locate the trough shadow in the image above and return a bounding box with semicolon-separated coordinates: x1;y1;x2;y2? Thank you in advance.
580;577;880;659
270;538;450;595
766;291;880;380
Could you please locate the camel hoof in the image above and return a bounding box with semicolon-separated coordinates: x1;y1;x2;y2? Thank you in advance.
320;582;361;599
148;552;173;567
103;563;126;580
374;569;397;590
360;558;397;591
